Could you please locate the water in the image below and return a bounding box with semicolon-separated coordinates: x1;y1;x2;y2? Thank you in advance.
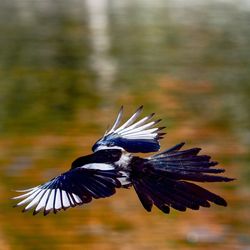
0;0;249;249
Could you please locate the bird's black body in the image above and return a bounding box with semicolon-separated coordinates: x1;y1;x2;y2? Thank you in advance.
13;106;233;215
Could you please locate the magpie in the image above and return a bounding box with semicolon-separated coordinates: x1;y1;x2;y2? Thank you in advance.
13;106;234;215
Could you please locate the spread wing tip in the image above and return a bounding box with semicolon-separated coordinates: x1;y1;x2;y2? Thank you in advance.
13;168;122;215
93;106;166;153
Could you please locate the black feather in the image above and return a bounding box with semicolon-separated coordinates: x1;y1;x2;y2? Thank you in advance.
131;144;233;214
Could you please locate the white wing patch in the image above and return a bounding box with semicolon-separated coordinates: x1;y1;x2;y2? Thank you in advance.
34;189;50;212
13;186;81;215
72;194;82;204
13;166;121;215
117;171;131;186
81;163;115;170
45;189;55;211
62;190;70;208
105;106;164;141
54;189;62;210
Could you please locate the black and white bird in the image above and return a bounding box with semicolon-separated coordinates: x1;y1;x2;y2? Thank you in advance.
13;106;233;215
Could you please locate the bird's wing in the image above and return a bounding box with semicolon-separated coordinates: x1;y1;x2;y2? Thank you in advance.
13;167;122;215
92;106;165;153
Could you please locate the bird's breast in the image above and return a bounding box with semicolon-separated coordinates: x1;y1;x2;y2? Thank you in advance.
115;152;132;170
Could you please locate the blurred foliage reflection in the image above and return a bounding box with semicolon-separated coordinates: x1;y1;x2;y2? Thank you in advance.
0;1;249;250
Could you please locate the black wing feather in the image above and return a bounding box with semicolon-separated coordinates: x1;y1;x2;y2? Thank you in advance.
13;168;121;215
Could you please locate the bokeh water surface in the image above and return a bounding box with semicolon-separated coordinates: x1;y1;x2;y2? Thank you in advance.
0;0;249;249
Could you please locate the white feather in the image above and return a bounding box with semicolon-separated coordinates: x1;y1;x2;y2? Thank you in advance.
123;134;157;140
55;189;62;210
120;121;157;135
108;106;123;134
15;186;39;193
81;163;114;170
115;107;143;133
34;189;50;211
115;153;131;168
117;114;153;134
45;189;55;211
68;193;74;205
72;194;82;204
62;190;70;208
93;145;123;151
12;187;39;200
123;128;158;136
16;189;41;206
23;189;46;210
117;171;131;186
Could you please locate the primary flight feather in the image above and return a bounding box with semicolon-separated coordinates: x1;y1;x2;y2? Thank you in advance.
13;106;234;215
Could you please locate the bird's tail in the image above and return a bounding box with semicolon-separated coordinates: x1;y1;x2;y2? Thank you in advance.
131;142;234;214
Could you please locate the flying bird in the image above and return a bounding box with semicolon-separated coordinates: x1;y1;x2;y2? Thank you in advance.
13;106;233;215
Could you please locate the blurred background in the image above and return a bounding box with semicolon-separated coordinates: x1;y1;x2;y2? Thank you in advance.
0;0;249;249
